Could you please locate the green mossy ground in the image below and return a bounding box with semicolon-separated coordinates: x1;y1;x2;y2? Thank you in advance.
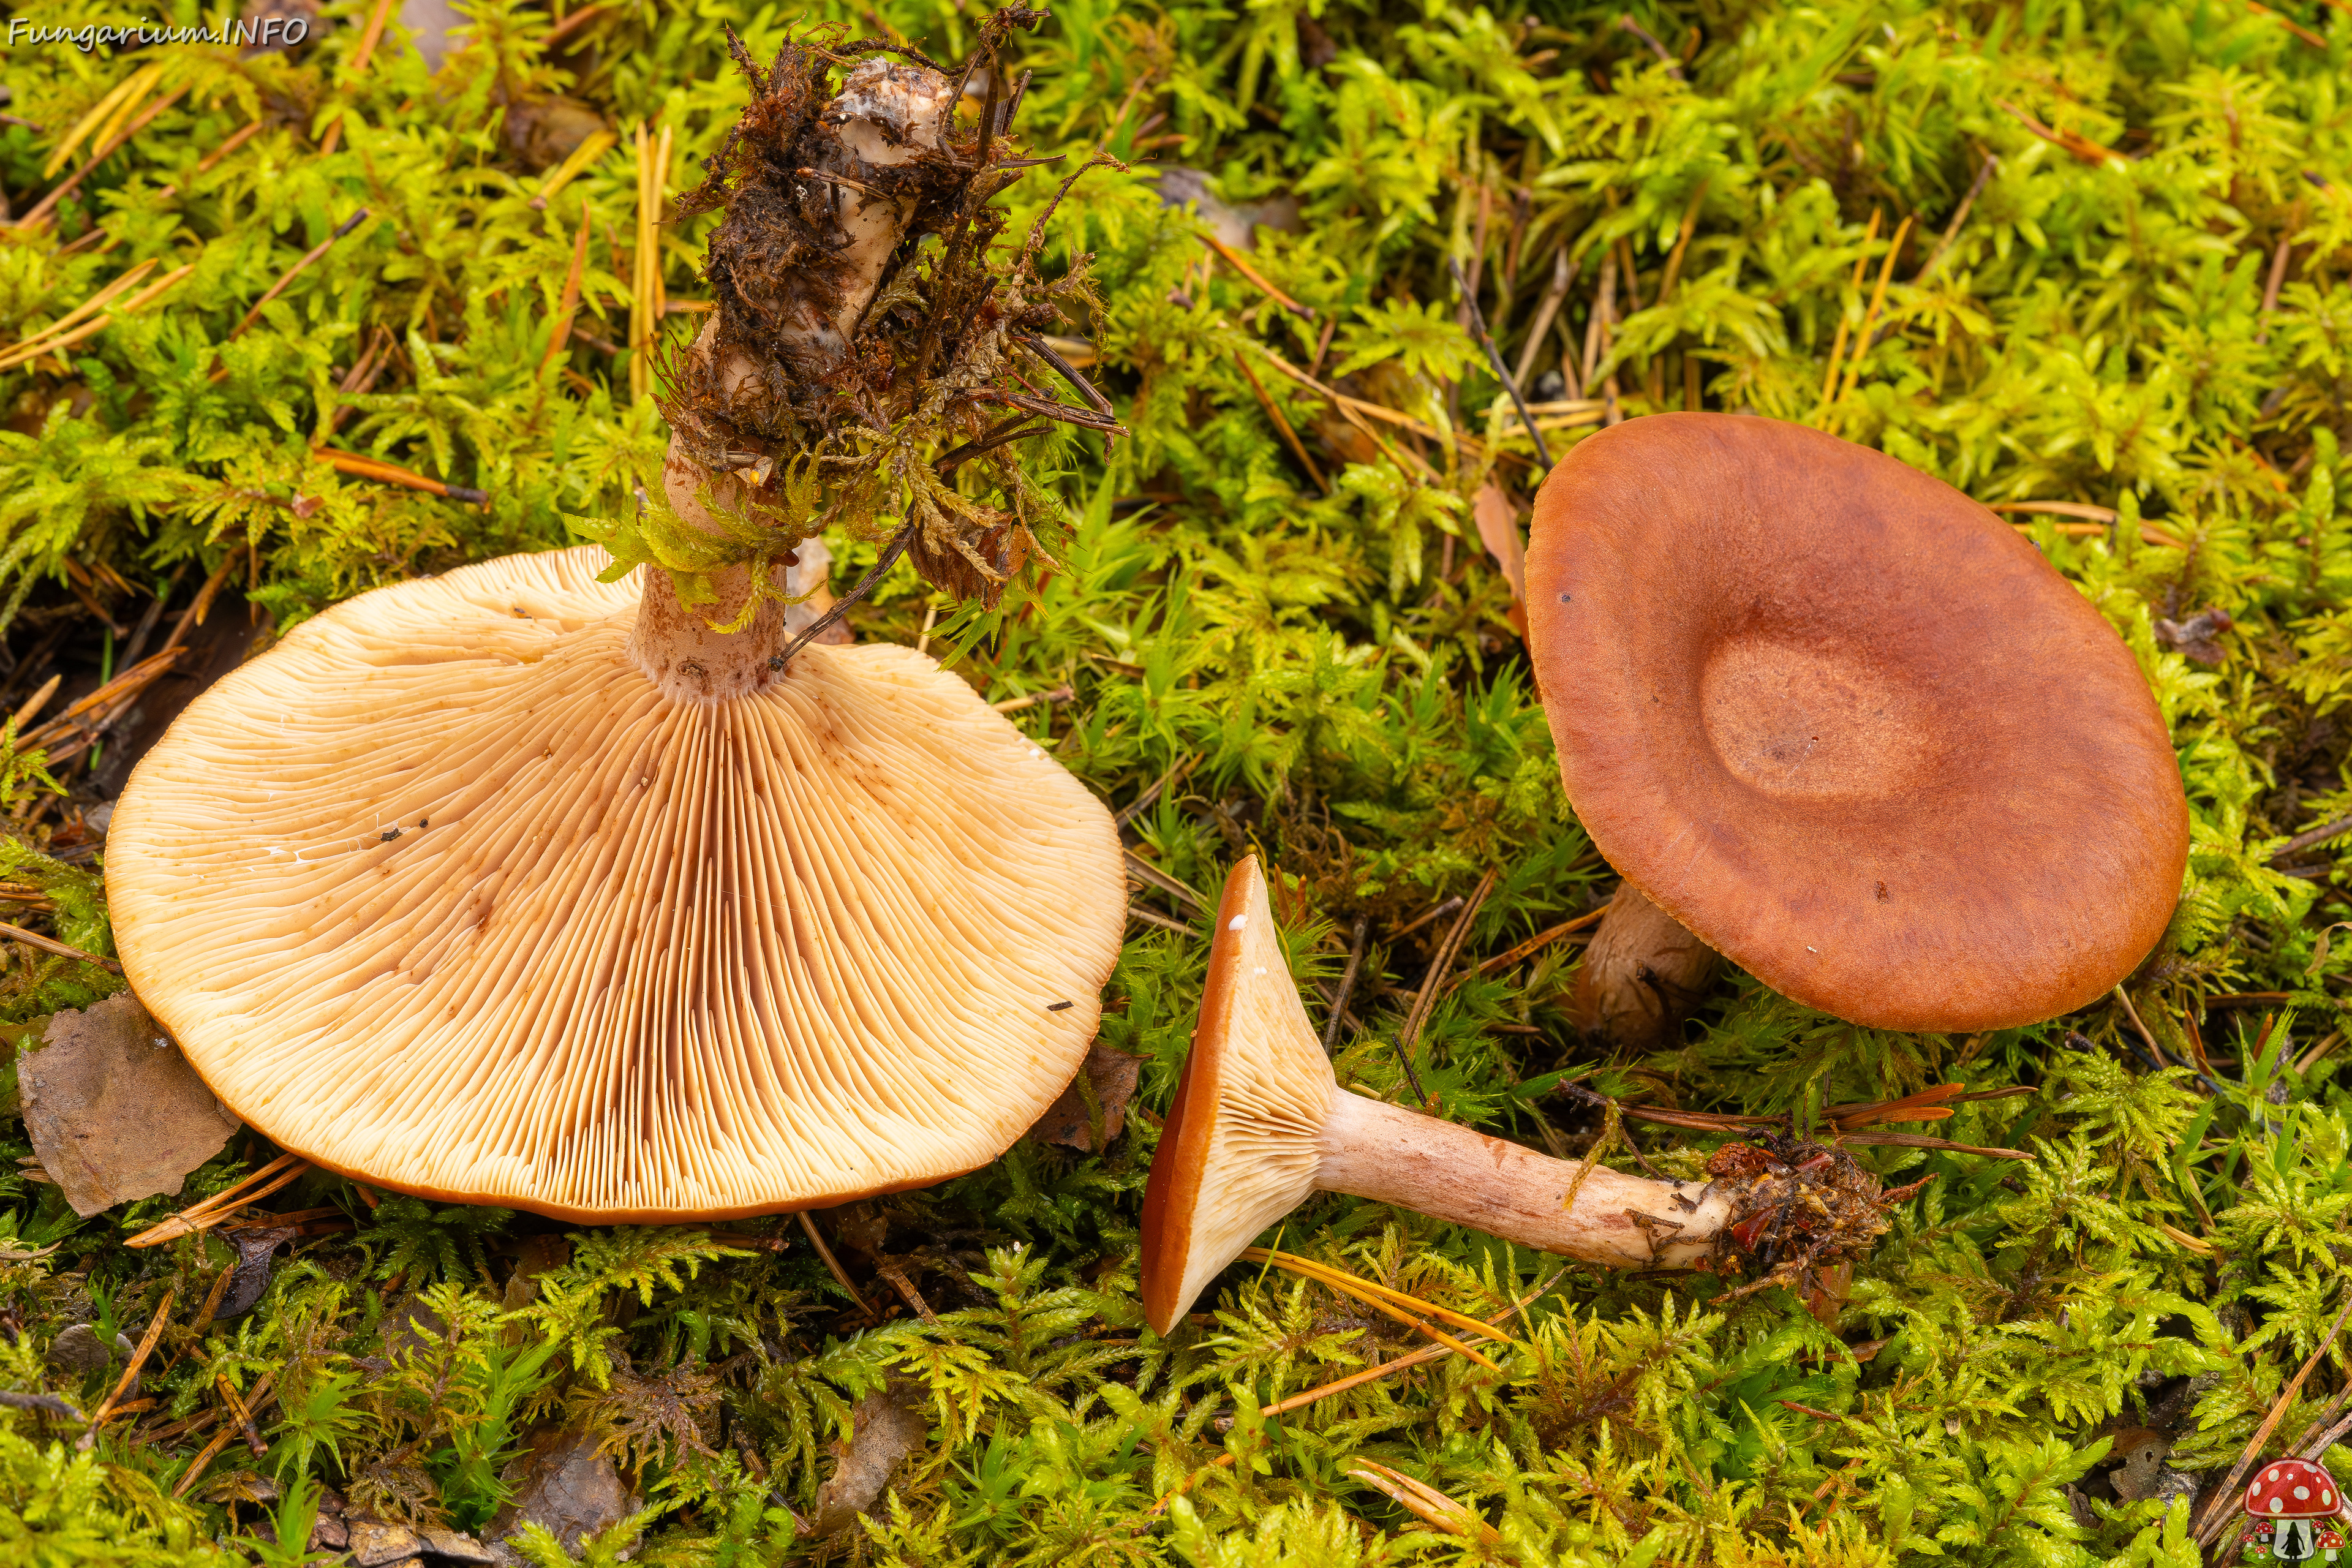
0;0;2348;1562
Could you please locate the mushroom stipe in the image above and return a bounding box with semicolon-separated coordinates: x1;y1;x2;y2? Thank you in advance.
1137;858;1912;1335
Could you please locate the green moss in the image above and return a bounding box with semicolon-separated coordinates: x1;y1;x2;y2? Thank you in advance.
0;0;2345;1561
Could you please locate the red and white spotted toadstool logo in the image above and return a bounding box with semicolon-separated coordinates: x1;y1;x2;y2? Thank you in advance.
2245;1459;2344;1563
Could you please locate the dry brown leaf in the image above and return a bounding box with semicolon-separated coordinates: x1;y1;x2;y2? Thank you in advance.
808;1384;927;1538
1473;483;1527;633
18;992;239;1218
482;1427;639;1565
1027;1042;1143;1153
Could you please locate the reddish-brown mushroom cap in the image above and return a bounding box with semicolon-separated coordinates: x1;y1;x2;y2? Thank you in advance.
2246;1459;2340;1520
1525;414;2188;1032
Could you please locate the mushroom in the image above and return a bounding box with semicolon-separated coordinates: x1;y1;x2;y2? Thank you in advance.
2245;1459;2345;1562
108;545;1125;1221
108;36;1133;1222
1526;413;2189;1044
1139;856;1902;1333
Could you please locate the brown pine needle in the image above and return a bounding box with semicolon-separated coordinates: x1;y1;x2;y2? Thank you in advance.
1814;209;1882;420
797;1212;875;1316
531;130;618;211
78;1287;173;1450
1;259;157;352
20;86;189;230
1242;1249;1515;1343
227;209;371;342
1234;352;1329;492
1144;1264;1567;1522
2192;1285;2352;1545
44;65;166;178
1241;1248;1502;1368
1346;1456;1495;1540
127;1154;310;1248
0;921;121;974
540;198;594;378
1834;214;1913;408
1198;230;1313;318
316;0;402;157
1468;905;1609;980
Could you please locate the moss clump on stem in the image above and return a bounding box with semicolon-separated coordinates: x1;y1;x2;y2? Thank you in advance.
582;8;1126;638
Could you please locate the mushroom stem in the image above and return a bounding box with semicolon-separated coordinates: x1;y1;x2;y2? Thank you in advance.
1568;880;1718;1050
1141;857;1896;1335
628;59;955;701
1316;1090;1731;1269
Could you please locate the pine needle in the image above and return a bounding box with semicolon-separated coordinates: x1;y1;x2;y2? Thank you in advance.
1241;1248;1509;1367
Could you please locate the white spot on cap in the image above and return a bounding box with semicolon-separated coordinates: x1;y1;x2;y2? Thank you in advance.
2271;1468;2285;1481
2296;1487;2310;1501
1228;915;1247;931
2272;1499;2285;1514
1807;946;1817;952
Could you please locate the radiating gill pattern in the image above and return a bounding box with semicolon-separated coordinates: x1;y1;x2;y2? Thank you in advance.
1174;864;1335;1316
108;546;1125;1221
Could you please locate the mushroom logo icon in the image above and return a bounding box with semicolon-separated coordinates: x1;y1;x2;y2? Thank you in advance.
2244;1458;2343;1561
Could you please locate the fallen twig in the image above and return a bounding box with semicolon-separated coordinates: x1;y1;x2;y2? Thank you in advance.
0;920;119;974
0;1391;84;1423
2272;812;2352;862
1450;256;1550;469
2192;1286;2352;1547
226;208;372;341
1322;915;1370;1052
1393;869;1498;1106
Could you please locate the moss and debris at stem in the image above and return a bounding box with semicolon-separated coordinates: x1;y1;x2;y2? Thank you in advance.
586;9;1130;635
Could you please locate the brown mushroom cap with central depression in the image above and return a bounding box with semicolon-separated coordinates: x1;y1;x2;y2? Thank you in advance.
1525;414;2187;1032
107;545;1125;1222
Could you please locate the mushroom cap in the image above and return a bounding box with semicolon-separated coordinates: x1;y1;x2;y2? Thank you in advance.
107;545;1126;1222
2247;1459;2340;1520
1524;414;2188;1032
1139;856;1335;1335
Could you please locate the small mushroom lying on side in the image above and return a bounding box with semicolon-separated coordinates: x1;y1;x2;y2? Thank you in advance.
1527;414;2190;1049
1138;858;1909;1334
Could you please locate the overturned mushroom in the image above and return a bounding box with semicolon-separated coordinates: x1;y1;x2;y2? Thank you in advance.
1527;414;2188;1045
1139;858;1902;1333
107;35;1129;1223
